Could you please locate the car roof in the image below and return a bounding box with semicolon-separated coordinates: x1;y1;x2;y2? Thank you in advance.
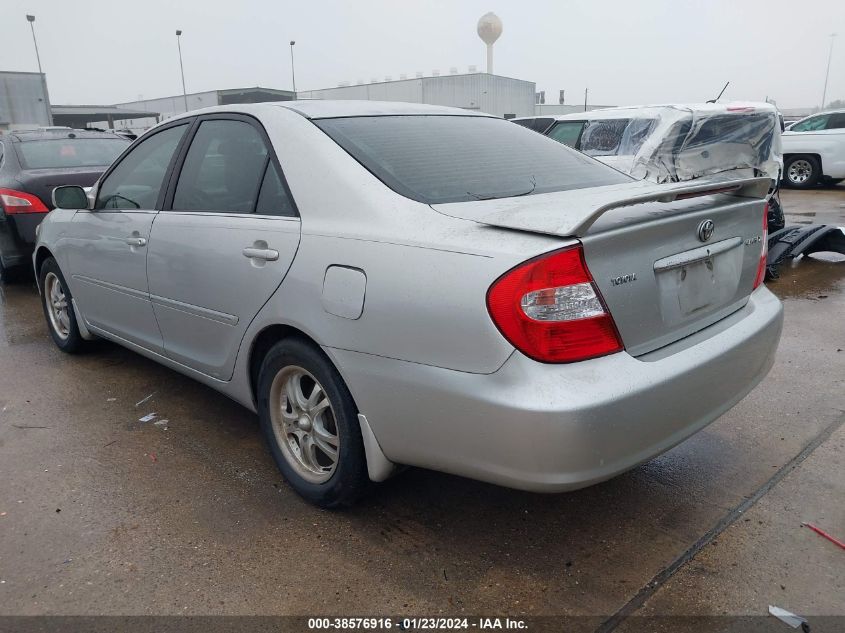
792;108;845;121
5;129;128;143
159;100;493;124
280;100;492;119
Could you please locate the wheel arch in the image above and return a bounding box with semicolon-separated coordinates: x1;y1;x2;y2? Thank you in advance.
248;323;327;406
246;322;399;483
33;246;55;292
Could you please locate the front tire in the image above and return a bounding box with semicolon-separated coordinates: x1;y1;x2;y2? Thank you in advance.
39;257;87;353
784;155;820;189
257;338;368;508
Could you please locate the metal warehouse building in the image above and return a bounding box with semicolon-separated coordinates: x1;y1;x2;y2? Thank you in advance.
103;86;296;133
298;73;536;119
0;71;52;130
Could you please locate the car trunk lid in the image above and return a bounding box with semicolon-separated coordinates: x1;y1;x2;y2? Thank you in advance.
432;176;770;356
14;167;106;210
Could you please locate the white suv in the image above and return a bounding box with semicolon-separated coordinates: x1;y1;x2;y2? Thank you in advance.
781;109;845;188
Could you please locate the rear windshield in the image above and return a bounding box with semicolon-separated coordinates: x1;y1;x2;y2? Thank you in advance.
16;138;129;170
579;118;656;157
315;115;628;204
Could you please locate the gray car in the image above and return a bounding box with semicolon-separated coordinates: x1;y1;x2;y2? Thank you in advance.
34;101;783;507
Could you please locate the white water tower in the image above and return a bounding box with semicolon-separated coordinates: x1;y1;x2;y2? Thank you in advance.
477;12;502;74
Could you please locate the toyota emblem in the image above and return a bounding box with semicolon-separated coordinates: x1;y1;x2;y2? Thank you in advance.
697;219;715;242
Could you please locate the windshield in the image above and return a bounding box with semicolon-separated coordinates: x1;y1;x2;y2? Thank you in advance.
16;138;129;170
315;115;628;204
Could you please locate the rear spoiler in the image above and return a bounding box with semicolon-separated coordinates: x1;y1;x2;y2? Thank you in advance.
437;176;772;238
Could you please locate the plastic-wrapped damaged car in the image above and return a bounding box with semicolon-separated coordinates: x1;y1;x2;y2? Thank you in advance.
513;103;786;232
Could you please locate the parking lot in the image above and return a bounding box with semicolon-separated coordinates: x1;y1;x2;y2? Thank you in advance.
0;187;843;627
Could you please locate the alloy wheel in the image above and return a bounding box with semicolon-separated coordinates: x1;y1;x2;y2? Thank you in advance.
44;272;70;340
268;365;340;484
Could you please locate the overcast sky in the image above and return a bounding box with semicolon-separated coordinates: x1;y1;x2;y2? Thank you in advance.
3;0;843;109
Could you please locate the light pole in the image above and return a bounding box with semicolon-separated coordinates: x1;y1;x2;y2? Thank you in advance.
176;29;188;112
26;14;52;125
26;15;43;74
289;41;297;96
821;33;837;110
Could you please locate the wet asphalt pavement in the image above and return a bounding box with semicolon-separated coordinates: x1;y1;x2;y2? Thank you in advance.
0;187;843;626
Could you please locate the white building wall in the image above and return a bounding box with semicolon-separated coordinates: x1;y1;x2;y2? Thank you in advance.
533;104;616;116
299;74;535;118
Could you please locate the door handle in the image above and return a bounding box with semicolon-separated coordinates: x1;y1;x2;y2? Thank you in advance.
242;247;279;261
125;237;147;247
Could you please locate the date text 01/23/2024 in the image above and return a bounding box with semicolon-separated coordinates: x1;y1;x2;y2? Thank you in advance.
307;617;528;630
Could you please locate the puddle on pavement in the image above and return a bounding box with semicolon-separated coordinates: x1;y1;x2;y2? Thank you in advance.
0;283;44;347
768;253;845;300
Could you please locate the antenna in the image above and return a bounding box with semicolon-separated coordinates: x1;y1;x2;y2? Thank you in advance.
707;81;730;103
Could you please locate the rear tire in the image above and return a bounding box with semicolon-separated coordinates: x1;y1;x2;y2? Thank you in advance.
783;155;820;189
38;257;87;353
257;338;369;508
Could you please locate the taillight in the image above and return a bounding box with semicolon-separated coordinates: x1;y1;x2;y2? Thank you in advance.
0;188;48;214
487;245;623;363
753;203;769;289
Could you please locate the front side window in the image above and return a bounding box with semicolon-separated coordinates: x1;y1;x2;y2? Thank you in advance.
172;119;268;213
16;138;129;170
315;115;628;204
791;115;830;132
547;121;585;147
96;124;187;210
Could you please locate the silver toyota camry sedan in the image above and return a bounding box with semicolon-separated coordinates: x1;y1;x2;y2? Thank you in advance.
34;101;783;507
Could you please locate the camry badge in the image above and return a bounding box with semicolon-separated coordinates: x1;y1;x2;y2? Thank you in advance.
697;219;715;242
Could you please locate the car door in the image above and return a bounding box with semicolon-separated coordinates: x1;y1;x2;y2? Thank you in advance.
146;114;301;380
823;113;845;178
64;121;191;352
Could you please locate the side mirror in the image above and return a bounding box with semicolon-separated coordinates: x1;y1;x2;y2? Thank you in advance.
52;185;89;210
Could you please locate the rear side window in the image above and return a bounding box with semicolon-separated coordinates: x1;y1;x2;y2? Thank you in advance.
315;115;628;204
513;118;553;134
16;138;129;170
256;161;296;217
826;113;845;130
96;124;187;210
547;121;585;147
173;119;268;214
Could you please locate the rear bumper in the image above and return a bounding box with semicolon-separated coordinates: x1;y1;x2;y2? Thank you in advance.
329;286;783;492
8;212;48;245
0;213;44;268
